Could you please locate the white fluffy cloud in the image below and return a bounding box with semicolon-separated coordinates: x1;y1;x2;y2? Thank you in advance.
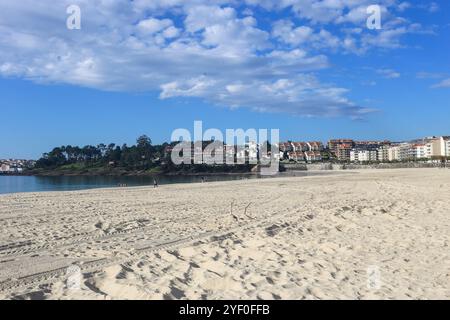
377;69;401;79
0;0;431;117
137;18;174;35
432;78;450;89
184;5;236;32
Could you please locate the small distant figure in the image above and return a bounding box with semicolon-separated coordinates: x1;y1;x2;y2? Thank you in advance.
153;178;158;188
201;176;205;183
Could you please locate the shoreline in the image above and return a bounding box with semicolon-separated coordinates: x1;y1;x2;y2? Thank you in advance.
3;161;448;178
0;170;352;196
6;168;259;177
0;171;258;177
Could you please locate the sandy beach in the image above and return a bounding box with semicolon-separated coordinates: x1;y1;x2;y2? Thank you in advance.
0;168;449;300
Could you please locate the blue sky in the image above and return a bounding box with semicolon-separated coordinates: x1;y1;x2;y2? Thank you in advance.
1;0;449;159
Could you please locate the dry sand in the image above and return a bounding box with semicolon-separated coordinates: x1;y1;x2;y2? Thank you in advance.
0;168;449;300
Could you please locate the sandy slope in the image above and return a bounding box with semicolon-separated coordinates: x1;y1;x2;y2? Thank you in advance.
0;169;449;300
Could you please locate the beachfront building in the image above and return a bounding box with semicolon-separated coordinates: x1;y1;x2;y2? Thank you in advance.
328;139;355;161
425;136;450;158
355;141;384;150
350;149;378;162
399;143;414;160
291;142;309;152
0;159;35;173
278;142;293;160
349;141;389;163
307;141;324;151
349;150;357;162
387;143;415;161
335;143;353;161
0;163;10;173
388;145;401;161
280;141;313;160
412;144;428;159
304;151;322;163
10;167;23;173
288;151;305;162
328;139;355;154
377;145;390;162
445;139;450;158
425;142;433;158
279;142;293;153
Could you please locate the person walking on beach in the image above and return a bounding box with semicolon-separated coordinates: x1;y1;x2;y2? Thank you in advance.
153;178;158;188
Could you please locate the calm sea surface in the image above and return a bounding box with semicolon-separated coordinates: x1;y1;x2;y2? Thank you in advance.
0;172;320;195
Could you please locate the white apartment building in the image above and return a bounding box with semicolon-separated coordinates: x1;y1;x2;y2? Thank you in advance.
377;146;390;162
0;164;10;172
304;151;322;162
385;138;450;161
350;149;378;162
350;150;356;162
424;136;449;158
288;151;305;162
291;142;309;152
388;143;415;161
400;143;414;160
433;137;450;158
388;145;401;161
446;139;450;158
278;142;293;153
307;142;324;151
412;144;428;159
425;142;433;158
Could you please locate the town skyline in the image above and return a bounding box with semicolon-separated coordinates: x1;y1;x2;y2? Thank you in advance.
1;133;448;162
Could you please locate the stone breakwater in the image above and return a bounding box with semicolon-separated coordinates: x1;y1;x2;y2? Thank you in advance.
283;162;448;171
